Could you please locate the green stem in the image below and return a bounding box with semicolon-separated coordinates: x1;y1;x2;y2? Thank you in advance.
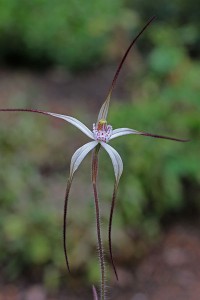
92;144;105;300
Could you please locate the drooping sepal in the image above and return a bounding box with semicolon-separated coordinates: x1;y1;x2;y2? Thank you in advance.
100;142;123;184
70;141;98;179
92;285;99;300
108;182;119;280
63;178;72;274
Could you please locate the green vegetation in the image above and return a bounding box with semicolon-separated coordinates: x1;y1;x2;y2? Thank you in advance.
0;0;122;70
0;0;199;70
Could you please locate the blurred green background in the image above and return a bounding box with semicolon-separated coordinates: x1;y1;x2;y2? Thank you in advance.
0;1;199;299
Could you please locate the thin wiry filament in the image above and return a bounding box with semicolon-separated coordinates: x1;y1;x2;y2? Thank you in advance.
98;16;156;122
140;131;189;142
63;178;72;273
0;108;49;115
108;182;119;280
105;16;156;101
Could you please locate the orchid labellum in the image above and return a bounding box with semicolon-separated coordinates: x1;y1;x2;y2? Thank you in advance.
0;17;188;300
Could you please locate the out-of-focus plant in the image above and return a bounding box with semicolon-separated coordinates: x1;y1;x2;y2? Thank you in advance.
0;114;70;280
126;0;200;59
0;0;122;70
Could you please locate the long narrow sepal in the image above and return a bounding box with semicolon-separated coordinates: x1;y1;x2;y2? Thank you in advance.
100;142;123;280
110;128;141;140
92;285;99;300
70;141;98;179
47;112;94;139
100;142;123;183
139;131;189;142
97;16;155;122
110;127;189;142
0;108;94;139
97;92;111;123
63;141;98;274
63;178;72;274
108;182;119;280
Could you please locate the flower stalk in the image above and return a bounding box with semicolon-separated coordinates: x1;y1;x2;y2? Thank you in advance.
92;144;106;300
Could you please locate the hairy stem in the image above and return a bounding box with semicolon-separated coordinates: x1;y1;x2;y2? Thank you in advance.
108;182;119;280
92;145;105;300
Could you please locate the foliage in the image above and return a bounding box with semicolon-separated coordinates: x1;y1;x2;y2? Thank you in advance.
0;0;122;70
0;0;200;71
126;0;200;59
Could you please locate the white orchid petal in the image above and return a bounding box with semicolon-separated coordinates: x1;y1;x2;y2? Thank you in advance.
47;112;94;139
97;94;111;122
70;141;98;178
110;128;141;140
101;142;123;184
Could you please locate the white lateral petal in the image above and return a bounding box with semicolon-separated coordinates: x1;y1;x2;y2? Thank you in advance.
110;128;141;140
101;142;123;184
70;141;98;178
97;95;110;122
47;112;94;139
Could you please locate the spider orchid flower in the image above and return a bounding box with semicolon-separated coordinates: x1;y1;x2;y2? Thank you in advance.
0;17;189;300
